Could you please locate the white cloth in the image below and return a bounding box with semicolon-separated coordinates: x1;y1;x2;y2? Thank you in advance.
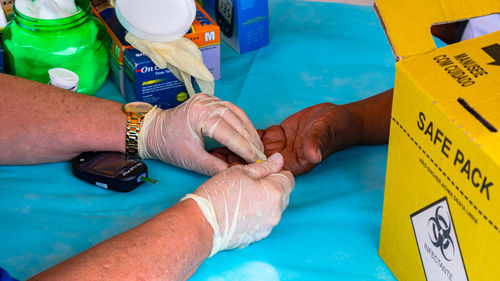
15;0;79;19
462;14;500;41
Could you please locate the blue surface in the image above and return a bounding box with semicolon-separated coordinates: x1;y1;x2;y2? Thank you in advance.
0;1;398;280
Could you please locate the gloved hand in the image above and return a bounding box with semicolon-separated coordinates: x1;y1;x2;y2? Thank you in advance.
138;93;266;176
182;152;294;257
210;103;360;176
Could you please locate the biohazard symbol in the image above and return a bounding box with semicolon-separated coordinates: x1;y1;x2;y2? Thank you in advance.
428;206;455;261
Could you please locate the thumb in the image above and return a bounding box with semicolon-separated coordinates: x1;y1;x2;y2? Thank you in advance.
302;136;323;164
302;124;336;164
244;153;284;179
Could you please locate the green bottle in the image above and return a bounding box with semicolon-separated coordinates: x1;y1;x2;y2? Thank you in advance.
2;0;109;95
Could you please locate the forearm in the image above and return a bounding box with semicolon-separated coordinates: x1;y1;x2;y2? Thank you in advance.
0;73;126;164
343;88;393;145
29;199;213;281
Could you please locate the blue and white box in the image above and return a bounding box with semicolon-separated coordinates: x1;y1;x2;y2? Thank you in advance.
202;0;268;53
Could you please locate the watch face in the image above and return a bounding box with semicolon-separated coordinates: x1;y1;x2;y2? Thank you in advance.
124;102;154;114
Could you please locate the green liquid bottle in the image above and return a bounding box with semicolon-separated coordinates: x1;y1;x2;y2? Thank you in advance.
2;0;109;95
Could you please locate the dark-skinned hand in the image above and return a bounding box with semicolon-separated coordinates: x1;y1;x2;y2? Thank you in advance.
210;103;361;176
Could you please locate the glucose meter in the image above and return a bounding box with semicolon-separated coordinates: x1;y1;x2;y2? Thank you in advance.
215;0;234;37
72;151;156;192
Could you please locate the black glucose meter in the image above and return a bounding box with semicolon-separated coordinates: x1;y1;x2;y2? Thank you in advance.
215;0;234;37
72;151;156;192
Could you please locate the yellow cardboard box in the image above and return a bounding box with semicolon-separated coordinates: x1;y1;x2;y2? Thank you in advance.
376;0;500;280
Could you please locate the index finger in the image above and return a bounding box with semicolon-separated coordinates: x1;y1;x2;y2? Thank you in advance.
209;118;266;163
224;102;264;152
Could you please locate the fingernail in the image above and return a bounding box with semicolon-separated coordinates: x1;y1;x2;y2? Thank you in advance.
268;152;283;163
316;148;322;162
256;150;267;161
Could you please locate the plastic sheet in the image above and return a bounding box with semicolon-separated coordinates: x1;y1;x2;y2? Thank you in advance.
0;1;397;279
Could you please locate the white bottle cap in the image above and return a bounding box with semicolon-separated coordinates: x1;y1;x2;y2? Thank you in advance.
115;0;196;42
48;68;79;91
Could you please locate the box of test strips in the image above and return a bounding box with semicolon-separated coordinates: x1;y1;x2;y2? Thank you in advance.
91;0;220;108
376;0;500;280
123;49;190;109
201;0;268;54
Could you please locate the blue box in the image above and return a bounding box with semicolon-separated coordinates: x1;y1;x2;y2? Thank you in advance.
124;49;191;109
0;39;4;73
108;53;125;96
202;0;268;53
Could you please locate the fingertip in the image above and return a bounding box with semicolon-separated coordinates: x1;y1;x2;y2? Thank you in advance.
245;152;283;178
310;148;322;164
304;140;323;164
255;147;267;162
268;152;283;166
316;149;322;162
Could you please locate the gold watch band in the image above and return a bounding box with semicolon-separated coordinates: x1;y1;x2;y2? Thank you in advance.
123;102;154;158
125;113;143;157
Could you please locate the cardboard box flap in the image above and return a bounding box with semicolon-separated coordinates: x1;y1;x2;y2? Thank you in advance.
399;31;500;157
374;0;500;60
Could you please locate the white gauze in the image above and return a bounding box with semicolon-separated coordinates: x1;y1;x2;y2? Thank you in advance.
15;0;79;19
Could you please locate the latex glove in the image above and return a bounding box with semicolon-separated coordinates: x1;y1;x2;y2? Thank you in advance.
182;152;295;256
138;93;266;176
126;33;214;97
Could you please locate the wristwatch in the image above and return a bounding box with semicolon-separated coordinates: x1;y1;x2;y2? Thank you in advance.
123;102;154;157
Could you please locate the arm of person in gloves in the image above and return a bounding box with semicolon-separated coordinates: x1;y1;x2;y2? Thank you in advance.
29;153;294;281
0;73;264;175
211;89;393;176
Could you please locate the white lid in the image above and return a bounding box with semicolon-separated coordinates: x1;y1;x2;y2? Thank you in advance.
48;68;79;91
115;0;196;42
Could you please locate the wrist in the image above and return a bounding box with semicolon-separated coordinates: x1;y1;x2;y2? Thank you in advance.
137;107;174;161
123;102;155;158
177;198;214;258
331;103;363;151
341;89;393;145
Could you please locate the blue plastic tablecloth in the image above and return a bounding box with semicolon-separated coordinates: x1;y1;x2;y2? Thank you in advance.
0;1;399;280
